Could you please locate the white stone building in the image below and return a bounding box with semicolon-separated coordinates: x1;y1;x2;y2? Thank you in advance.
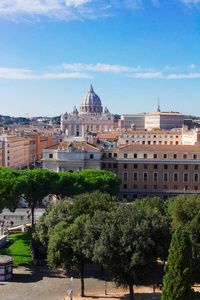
61;85;115;137
42;141;102;172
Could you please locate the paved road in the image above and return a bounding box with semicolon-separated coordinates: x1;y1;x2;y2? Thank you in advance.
0;208;45;227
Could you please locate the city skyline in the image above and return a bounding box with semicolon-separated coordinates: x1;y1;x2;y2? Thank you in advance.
0;0;199;117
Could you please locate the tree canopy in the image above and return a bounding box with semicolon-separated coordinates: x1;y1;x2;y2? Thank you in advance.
162;226;194;300
88;204;169;300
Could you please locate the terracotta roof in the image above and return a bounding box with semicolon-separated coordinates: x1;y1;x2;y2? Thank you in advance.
146;111;184;116
119;144;200;152
123;130;182;135
46;141;100;151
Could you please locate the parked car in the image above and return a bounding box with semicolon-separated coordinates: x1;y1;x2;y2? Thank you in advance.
22;202;27;208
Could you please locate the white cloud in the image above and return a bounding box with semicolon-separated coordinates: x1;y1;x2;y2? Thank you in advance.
0;67;93;79
60;63;141;73
0;64;199;80
188;64;196;70
167;72;200;79
2;0;197;22
127;72;163;79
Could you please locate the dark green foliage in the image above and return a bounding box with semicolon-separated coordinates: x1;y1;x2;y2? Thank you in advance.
0;167;21;213
14;168;59;228
89;204;169;300
168;194;200;259
47;215;89;297
162;226;194;300
55;170;121;198
70;190;117;219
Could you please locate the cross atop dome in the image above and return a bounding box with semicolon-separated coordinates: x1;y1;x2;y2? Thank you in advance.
89;84;94;93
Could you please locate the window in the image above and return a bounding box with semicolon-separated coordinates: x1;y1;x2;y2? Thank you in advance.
102;153;106;158
174;165;178;170
173;154;177;159
133;194;137;199
114;153;117;158
164;185;168;190
7;151;9;154
133;184;137;189
143;185;147;189
134;164;138;169
133;172;138;182
163;154;167;159
124;164;127;169
159;141;162;144
108;153;112;158
194;186;198;191
173;173;179;182
184;165;188;170
7;156;10;160
163;172;168;182
170;136;173;138
123;184;127;189
49;154;53;158
154;164;158;169
184;185;188;190
123;194;127;199
164;141;167;145
194;173;199;183
153;141;156;144
193;154;197;159
144;154;147;159
183;154;187;159
183;173;189;182
142;141;145;145
124;153;127;158
123;172;128;181
154;135;156;138
144;164;148;169
153;172;158;182
153;154;157;159
195;165;198;170
108;163;112;168
142;135;145;138
176;141;178;145
113;163;117;168
102;163;106;168
143;172;148;182
148;141;151;145
164;164;168;170
134;153;137;158
154;185;157;189
90;154;94;159
174;185;178;190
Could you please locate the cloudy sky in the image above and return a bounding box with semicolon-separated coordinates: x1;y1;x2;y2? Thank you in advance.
0;0;199;117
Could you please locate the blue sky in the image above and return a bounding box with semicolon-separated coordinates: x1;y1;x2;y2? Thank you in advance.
0;0;199;117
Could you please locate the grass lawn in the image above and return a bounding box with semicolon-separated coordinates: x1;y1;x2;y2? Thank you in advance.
0;233;32;266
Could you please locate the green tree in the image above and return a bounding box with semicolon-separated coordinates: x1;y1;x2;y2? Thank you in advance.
168;194;200;259
162;226;194;300
0;167;21;213
70;190;117;219
33;199;72;251
15;169;58;228
90;204;168;300
47;215;88;297
54;170;121;199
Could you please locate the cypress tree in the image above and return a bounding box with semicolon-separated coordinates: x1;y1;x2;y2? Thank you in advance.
162;226;194;300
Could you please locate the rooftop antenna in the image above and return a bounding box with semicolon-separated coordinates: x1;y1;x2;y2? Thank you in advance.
157;98;160;112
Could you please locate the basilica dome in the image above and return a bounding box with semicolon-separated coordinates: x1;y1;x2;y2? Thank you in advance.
79;85;103;115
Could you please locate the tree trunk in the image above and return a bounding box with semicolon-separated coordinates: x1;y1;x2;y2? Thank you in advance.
79;261;85;297
129;285;134;300
31;205;34;230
